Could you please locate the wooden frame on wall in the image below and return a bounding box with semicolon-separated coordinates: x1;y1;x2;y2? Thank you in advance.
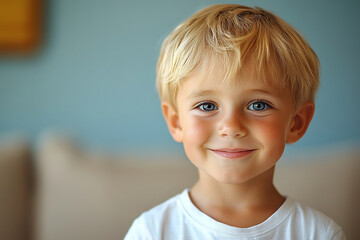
0;0;42;55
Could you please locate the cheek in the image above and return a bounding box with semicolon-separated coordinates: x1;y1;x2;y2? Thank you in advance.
259;115;289;140
262;122;286;142
181;116;214;167
253;117;288;156
183;116;214;144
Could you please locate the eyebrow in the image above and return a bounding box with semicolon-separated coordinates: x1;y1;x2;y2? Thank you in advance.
187;90;216;100
247;89;282;97
254;89;286;99
187;88;282;100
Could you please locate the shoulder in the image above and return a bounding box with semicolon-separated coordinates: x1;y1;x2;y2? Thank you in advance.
124;190;186;239
139;190;185;224
286;199;346;240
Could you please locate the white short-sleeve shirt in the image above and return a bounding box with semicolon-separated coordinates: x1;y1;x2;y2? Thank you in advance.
125;189;346;240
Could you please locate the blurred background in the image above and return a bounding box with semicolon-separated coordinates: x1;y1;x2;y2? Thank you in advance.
1;0;359;156
1;1;359;240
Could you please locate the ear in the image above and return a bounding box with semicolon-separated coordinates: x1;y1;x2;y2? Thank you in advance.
161;102;183;142
286;102;315;144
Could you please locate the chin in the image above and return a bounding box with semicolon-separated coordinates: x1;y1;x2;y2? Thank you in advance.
211;170;256;185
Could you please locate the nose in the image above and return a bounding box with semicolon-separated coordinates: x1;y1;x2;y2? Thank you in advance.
218;111;248;138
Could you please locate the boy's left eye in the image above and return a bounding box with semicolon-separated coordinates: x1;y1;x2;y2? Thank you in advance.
248;101;271;111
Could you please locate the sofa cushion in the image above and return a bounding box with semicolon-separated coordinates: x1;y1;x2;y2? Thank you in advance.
274;149;360;240
34;134;360;240
0;136;32;240
34;135;198;240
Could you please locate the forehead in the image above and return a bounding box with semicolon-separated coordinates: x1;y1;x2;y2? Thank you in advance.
179;59;284;96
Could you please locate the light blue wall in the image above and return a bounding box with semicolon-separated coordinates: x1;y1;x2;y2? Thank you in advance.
1;0;359;154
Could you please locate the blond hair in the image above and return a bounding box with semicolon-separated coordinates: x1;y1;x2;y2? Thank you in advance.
156;4;319;109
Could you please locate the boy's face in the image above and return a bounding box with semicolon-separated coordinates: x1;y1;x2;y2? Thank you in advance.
162;62;314;185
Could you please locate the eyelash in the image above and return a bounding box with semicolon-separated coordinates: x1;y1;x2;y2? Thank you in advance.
193;101;218;112
193;100;273;112
247;100;273;111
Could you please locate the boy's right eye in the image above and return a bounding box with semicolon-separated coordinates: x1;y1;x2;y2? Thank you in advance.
195;102;218;112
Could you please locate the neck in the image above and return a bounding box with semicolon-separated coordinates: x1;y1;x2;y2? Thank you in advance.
189;166;285;227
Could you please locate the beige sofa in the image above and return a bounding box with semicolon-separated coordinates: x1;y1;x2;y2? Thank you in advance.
1;133;359;240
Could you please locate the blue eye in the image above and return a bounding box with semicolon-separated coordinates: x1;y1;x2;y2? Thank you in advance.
248;101;271;111
197;102;218;112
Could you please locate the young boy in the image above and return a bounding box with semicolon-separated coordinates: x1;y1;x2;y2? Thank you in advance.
125;4;346;239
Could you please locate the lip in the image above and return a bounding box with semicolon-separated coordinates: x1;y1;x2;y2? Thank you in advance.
209;148;255;159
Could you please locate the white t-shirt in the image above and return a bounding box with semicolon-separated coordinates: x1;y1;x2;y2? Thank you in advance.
124;189;346;240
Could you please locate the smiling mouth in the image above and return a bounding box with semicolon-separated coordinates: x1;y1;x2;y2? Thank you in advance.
209;148;255;159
